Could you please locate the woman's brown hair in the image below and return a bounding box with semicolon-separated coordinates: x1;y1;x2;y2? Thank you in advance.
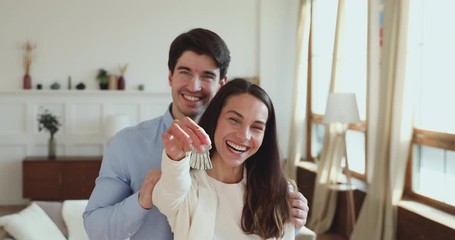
198;78;291;238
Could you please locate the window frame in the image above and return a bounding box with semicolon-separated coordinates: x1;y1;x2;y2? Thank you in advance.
303;0;369;181
403;128;455;215
305;112;367;181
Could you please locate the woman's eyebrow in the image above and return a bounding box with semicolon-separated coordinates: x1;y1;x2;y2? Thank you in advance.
226;110;243;118
226;110;266;125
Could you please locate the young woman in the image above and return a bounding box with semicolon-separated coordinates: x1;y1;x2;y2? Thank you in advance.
153;78;296;239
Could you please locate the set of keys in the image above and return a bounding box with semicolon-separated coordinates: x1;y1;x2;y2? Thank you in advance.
189;144;212;170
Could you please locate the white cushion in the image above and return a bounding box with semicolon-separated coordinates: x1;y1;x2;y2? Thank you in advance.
0;202;66;240
62;200;89;240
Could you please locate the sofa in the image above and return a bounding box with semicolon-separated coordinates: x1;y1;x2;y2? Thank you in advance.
0;200;88;240
0;200;315;240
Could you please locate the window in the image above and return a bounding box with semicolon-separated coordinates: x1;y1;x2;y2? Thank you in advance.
404;0;455;213
306;0;368;178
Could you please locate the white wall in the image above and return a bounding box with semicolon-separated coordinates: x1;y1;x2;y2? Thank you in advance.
258;0;299;158
0;0;259;92
0;0;300;204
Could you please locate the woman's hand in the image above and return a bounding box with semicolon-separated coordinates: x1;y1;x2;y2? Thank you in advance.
161;117;211;161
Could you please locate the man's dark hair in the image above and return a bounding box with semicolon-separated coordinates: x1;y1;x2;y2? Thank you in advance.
168;28;231;80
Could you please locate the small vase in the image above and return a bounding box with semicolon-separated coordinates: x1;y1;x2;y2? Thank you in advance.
108;75;118;90
117;76;125;90
23;74;32;90
48;138;56;159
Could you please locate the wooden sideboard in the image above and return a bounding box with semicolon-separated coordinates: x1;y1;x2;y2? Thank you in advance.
23;156;102;200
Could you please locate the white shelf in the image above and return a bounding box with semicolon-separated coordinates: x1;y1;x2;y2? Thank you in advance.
0;89;168;96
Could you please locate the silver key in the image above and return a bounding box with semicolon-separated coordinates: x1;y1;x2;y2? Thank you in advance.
190;144;212;170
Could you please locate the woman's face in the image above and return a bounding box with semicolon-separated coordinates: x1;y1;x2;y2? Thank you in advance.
212;93;268;168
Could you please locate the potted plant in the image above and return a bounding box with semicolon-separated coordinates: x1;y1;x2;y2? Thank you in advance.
96;68;109;90
37;109;61;159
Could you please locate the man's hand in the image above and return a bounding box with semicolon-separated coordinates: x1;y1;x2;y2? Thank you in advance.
289;191;309;229
138;168;161;209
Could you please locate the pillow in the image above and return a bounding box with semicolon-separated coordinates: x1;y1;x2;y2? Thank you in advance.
62;200;89;240
34;201;68;237
0;202;65;240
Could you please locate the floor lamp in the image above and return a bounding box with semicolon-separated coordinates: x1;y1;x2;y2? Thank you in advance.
323;93;360;232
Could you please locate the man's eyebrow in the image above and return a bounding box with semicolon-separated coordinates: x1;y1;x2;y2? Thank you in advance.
176;66;190;71
175;67;217;78
203;71;217;78
226;110;266;125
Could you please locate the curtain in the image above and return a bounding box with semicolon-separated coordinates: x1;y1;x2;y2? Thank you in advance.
350;0;412;239
307;125;345;232
286;0;312;181
307;0;347;233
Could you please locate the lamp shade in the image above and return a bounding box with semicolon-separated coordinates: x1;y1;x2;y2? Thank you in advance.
323;93;360;124
104;115;130;137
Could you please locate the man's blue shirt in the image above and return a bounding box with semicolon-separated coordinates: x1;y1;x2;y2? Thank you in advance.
83;106;173;240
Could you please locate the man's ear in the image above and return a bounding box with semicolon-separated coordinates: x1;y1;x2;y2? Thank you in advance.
168;71;173;86
219;76;227;87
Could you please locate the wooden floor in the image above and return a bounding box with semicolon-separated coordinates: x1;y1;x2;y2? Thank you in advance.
317;233;347;240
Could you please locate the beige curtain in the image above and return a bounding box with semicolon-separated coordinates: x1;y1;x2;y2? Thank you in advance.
307;0;347;233
286;0;312;181
351;0;412;239
307;126;345;232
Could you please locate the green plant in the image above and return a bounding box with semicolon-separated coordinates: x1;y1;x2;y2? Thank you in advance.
96;69;109;84
38;109;61;140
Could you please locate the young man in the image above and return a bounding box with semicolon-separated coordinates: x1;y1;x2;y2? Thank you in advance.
83;28;308;240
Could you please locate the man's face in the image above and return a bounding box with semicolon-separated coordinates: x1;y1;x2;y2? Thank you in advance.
169;51;226;120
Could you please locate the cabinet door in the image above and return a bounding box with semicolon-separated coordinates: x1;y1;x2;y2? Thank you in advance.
61;161;101;199
23;161;62;200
